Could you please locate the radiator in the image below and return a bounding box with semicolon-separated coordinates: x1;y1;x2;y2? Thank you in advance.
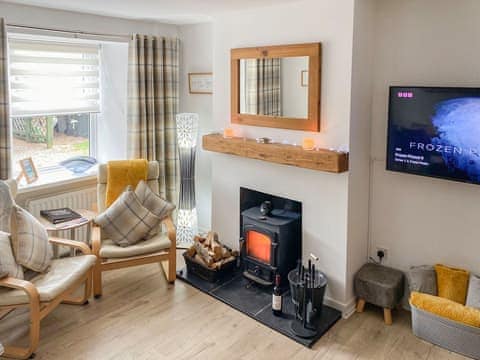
26;188;97;243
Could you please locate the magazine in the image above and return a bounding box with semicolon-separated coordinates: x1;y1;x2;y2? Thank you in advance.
40;208;82;224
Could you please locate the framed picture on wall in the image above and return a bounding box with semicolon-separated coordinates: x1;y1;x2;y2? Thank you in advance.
189;72;213;94
17;157;38;184
301;70;309;87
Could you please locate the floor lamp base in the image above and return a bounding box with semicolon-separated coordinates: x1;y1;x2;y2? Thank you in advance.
176;208;198;247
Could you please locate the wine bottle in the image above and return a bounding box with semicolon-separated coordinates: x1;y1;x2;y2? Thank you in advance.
272;274;283;316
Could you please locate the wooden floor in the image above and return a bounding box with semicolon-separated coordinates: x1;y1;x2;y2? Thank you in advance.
0;252;469;360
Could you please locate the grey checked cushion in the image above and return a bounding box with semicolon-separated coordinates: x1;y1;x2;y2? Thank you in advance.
10;206;53;273
135;180;175;237
407;265;437;295
466;274;480;310
0;231;23;279
95;187;162;247
0;181;15;233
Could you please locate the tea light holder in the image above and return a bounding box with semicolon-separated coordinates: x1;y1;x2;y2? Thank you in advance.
302;138;315;151
223;127;235;138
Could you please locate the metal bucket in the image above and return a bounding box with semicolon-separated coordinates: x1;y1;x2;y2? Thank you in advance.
288;268;327;321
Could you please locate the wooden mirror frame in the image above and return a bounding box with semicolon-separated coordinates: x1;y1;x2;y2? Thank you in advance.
231;42;322;132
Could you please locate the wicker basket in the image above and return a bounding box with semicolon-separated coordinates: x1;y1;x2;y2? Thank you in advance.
183;251;236;282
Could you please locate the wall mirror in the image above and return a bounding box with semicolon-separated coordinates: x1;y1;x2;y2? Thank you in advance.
231;43;321;132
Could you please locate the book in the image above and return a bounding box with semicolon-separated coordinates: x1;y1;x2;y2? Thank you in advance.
40;208;82;224
53;217;89;229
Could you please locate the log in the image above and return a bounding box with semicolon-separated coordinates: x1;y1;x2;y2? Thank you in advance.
193;254;210;268
194;241;214;266
194;235;207;244
214;256;236;269
188;230;239;270
207;232;228;261
186;246;196;258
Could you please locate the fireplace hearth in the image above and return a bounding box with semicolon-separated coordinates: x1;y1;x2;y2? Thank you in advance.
176;188;341;347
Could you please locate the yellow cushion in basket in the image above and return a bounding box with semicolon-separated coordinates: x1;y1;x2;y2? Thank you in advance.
435;264;469;304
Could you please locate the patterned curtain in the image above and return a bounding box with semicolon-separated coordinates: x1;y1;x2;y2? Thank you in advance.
127;35;180;203
0;19;11;180
245;58;281;116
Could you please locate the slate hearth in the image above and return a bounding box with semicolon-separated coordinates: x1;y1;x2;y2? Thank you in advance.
177;266;341;347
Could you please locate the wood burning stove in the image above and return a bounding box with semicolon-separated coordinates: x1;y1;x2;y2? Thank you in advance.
240;206;301;286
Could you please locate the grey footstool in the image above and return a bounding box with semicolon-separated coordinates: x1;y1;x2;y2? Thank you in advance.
354;263;405;325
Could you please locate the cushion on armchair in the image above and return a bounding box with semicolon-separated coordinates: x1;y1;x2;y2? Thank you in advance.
135;180;175;238
0;181;15;233
99;233;171;258
410;291;480;328
95;187;162;247
105;159;148;207
10;206;53;273
0;231;23;279
435;264;469;304
0;255;96;306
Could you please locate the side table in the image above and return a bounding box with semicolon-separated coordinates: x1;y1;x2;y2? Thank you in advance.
39;209;96;257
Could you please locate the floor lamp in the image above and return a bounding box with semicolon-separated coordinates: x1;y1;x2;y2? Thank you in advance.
176;113;199;247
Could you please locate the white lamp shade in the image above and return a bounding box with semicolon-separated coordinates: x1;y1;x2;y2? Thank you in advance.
176;113;199;149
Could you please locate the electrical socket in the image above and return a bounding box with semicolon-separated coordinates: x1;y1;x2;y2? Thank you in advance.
375;247;388;263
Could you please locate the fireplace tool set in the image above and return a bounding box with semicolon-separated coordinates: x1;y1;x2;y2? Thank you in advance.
288;254;327;338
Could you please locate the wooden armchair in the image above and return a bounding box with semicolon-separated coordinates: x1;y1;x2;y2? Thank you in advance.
92;161;176;298
0;180;96;360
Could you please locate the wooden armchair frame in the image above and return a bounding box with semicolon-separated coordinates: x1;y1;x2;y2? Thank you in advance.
0;239;93;360
91;216;177;298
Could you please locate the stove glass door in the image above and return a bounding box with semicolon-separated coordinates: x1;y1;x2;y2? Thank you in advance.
245;230;271;264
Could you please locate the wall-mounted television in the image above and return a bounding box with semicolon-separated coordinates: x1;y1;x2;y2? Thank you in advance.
387;86;480;185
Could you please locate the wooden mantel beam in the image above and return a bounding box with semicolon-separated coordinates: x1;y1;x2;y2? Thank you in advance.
202;134;348;173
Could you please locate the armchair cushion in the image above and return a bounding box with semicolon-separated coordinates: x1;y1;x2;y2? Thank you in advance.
0;255;96;306
95;187;161;247
0;231;23;279
99;232;170;258
135;180;175;237
10;206;53;273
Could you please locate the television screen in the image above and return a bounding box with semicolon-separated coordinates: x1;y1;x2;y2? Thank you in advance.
387;86;480;185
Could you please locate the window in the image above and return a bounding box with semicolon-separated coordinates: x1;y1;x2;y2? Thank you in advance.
8;36;101;187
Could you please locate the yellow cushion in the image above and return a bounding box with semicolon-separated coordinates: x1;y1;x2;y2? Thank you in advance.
410;291;480;328
435;264;469;304
105;159;148;207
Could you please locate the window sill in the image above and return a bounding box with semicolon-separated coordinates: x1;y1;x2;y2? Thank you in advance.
18;167;97;195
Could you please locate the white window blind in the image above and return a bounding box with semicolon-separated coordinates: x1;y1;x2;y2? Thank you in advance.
8;39;101;117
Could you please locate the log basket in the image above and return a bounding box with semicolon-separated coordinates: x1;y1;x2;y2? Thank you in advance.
183;250;237;283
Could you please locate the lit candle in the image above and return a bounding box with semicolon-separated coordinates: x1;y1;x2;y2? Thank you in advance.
302;137;315;150
223;127;235;138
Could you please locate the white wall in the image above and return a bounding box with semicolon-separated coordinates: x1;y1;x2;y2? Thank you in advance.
211;0;356;311
178;23;214;232
346;0;375;304
369;0;480;274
